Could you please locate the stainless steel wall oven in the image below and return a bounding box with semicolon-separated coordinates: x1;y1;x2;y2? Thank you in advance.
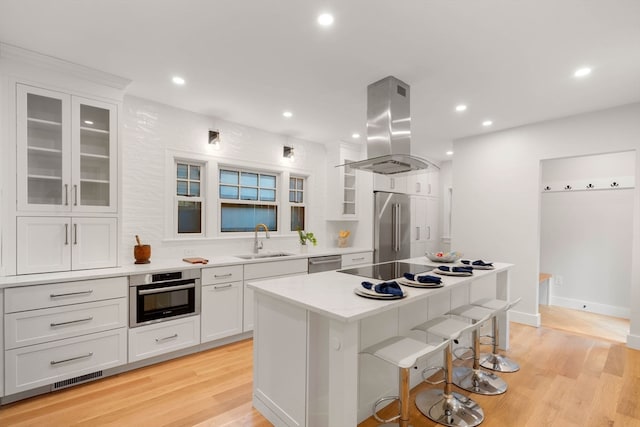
129;269;201;327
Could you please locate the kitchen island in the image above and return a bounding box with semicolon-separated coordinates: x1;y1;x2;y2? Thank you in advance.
247;257;513;427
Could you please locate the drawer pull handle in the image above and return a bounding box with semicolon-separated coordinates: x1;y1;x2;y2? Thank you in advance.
50;316;93;327
214;273;233;278
156;333;178;343
50;290;94;298
214;284;233;289
352;257;365;261
50;352;93;365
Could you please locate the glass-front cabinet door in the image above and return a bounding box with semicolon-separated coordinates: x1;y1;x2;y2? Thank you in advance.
16;85;117;212
72;97;117;212
17;85;71;211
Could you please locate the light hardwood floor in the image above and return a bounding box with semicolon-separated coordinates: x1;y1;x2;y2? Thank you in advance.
0;308;638;427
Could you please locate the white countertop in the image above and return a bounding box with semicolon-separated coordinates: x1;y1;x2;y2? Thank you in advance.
0;246;372;289
247;257;513;323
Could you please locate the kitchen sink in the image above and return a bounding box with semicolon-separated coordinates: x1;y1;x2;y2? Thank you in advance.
235;251;295;260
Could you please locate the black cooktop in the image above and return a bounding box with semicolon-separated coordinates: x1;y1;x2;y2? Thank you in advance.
338;261;435;281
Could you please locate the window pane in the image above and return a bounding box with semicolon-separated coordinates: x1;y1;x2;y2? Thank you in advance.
189;182;200;197
260;189;275;201
260;174;276;188
189;165;200;180
220;170;238;185
291;206;305;231
241;172;258;187
221;203;277;232
296;179;303;190
289;190;295;203
296;191;303;203
220;185;239;199
289;178;295;190
177;163;188;179
177;180;188;196
240;187;258;200
178;201;202;234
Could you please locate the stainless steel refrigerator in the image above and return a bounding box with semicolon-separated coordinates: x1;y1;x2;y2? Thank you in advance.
374;191;411;263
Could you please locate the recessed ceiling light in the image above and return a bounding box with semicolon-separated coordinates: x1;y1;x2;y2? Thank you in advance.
317;13;334;26
283;111;293;118
172;76;186;85
455;104;467;112
352;133;360;139
83;120;94;125
482;120;493;127
573;67;592;78
446;150;454;156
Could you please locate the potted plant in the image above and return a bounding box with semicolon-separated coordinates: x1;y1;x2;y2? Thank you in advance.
297;230;317;252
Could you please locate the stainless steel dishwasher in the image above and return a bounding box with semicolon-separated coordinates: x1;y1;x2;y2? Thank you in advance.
308;255;342;273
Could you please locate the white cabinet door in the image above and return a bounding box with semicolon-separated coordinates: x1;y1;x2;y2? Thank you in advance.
341;251;373;267
411;196;428;243
16;217;117;274
16;217;71;274
407;172;428;196
0;290;4;397
426;196;439;252
71;97;117;213
71;217;117;270
373;174;407;193
17;84;71;212
201;282;243;343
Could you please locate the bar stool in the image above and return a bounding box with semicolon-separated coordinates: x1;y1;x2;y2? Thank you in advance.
471;298;521;373
361;336;450;427
446;304;508;395
412;316;484;427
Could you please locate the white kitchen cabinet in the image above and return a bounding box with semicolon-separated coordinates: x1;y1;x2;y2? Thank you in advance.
16;216;117;274
0;291;4;398
373;174;407;193
425;196;439;252
5;328;127;395
128;316;201;362
201;281;243;343
16;84;117;213
243;258;308;332
326;143;364;220
341;251;373;267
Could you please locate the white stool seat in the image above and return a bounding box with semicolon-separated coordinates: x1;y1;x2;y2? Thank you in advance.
447;304;494;322
413;316;474;340
362;336;448;369
471;298;510;311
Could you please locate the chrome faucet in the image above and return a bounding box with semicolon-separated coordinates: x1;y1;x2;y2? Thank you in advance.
254;223;270;253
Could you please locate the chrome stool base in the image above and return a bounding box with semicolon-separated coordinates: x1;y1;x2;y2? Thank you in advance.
453;366;508;395
415;389;484;427
480;352;520;373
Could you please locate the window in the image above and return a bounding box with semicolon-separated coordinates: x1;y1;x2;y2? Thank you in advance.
219;168;278;232
290;176;306;231
176;161;204;235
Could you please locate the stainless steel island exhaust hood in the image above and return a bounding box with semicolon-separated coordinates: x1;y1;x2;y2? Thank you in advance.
345;76;436;175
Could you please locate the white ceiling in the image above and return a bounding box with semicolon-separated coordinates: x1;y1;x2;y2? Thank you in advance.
1;0;639;162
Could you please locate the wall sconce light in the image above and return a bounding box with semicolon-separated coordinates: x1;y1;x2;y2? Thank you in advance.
283;145;295;160
208;130;220;146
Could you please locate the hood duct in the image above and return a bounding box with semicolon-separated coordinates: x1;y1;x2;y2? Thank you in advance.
345;76;435;175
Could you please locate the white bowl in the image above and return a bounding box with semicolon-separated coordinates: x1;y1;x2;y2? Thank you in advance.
425;251;462;263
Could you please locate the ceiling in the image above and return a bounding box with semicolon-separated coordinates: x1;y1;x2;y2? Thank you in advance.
1;0;639;162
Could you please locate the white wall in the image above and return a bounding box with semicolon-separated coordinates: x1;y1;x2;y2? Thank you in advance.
452;102;640;349
121;95;332;262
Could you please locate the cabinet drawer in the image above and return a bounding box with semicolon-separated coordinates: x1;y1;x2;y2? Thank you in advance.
128;316;200;362
4;328;127;395
5;298;127;350
202;265;243;285
5;277;127;313
244;258;308;280
201;282;243;343
341;251;373;267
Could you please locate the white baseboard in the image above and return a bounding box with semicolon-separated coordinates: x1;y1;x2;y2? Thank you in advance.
549;296;630;319
627;333;640;350
509;310;540;327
